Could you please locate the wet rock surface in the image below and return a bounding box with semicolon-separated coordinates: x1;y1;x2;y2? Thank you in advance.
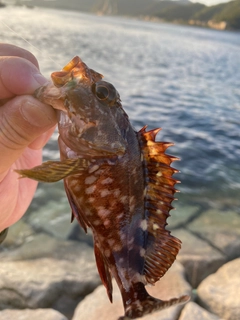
167;205;200;229
187;210;240;260
0;206;239;319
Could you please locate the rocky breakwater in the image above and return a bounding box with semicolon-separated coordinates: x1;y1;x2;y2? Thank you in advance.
0;204;240;320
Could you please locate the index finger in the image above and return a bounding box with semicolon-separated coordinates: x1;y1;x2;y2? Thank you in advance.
0;43;39;68
0;44;47;99
0;56;48;100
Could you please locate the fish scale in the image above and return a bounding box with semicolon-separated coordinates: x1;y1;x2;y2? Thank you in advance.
16;56;189;319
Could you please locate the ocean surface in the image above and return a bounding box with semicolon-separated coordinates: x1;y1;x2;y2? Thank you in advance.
1;6;240;219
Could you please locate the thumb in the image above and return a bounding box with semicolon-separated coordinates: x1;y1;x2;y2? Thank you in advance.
0;95;57;175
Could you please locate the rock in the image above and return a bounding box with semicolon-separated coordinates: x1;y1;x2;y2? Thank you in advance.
0;235;101;318
0;308;67;320
0;257;100;309
197;258;240;320
173;229;226;287
167;205;200;229
188;209;240;260
72;261;192;320
0;233;56;261
179;301;222;320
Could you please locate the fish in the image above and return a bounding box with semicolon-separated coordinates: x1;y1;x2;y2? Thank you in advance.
16;56;189;319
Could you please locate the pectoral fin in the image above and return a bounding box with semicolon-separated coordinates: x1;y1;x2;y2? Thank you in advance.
15;158;89;183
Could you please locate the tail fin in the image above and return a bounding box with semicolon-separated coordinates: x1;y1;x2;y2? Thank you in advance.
118;282;189;320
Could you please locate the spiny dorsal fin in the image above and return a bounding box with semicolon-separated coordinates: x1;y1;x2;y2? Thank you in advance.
138;126;181;285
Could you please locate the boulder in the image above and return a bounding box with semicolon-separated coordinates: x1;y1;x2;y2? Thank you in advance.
187;209;240;260
197;258;240;320
0;235;101;318
179;301;223;320
0;308;67;320
72;261;192;320
0;257;100;308
0;233;92;261
173;229;226;287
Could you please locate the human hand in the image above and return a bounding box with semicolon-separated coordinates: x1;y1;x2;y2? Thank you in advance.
0;44;57;232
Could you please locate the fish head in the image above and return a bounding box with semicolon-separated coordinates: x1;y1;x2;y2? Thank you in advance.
44;56;130;157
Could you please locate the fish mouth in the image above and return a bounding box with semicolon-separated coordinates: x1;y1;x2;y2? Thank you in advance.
35;56;103;111
45;56;103;115
51;56;103;88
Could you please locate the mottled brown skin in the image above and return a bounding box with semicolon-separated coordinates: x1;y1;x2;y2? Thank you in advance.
17;57;189;319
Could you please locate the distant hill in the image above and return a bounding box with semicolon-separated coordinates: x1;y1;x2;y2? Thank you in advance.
155;0;240;30
194;0;240;29
7;0;240;30
92;0;191;16
11;0;190;15
156;2;205;22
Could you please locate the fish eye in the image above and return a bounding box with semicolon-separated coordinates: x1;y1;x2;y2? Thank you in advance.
95;85;109;100
92;81;118;106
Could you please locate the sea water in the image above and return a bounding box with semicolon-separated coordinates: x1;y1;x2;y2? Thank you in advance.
1;6;240;219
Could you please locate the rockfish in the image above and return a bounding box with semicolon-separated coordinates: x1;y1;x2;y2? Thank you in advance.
17;56;189;319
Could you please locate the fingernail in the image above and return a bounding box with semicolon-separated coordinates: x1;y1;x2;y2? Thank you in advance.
20;100;53;127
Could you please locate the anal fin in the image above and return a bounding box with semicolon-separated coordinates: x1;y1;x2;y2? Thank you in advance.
64;180;88;233
94;240;113;303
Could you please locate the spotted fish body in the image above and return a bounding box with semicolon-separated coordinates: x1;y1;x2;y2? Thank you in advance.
17;57;189;319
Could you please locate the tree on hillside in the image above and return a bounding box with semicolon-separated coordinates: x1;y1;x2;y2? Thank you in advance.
214;0;240;29
157;3;205;21
193;4;225;21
